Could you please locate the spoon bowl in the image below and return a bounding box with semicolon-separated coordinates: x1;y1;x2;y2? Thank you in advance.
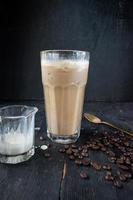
84;113;133;137
84;113;102;124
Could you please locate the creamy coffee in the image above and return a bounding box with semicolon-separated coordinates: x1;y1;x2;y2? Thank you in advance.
41;60;89;136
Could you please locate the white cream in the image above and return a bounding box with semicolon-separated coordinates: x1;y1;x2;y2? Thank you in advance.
0;133;33;155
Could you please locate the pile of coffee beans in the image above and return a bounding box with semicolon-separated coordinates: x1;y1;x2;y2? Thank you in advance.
59;130;133;188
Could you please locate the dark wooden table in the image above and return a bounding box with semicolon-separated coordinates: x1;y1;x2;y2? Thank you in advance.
0;101;133;200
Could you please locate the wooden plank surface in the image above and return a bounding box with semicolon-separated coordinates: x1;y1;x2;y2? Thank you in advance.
0;101;133;200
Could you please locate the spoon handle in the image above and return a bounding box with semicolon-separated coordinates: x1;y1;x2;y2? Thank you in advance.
102;121;133;137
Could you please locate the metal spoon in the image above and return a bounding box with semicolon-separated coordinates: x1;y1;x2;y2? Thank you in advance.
84;113;133;137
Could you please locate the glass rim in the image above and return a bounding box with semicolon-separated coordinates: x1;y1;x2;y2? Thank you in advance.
40;49;90;56
0;105;38;119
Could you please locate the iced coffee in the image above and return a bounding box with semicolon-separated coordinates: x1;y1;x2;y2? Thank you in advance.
41;50;89;144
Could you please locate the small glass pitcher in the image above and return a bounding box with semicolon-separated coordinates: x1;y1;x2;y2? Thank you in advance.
0;105;38;164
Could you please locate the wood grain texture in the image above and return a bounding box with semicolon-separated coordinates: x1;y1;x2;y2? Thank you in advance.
0;101;133;200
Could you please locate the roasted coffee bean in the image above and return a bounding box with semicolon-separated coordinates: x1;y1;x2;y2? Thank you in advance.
98;143;104;148
105;175;114;181
108;151;115;157
64;145;70;150
78;146;83;151
66;149;72;155
59;127;133;188
118;146;126;152
114;130;119;134
73;152;79;157
102;164;111;170
86;144;91;148
129;142;133;147
78;155;83;159
125;157;131;165
82;158;90;166
81;152;89;157
44;153;51;158
109;157;116;163
118;165;129;171
124;152;129;156
101;147;106;152
69;155;75;160
113;179;123;188
116;158;124;164
92;145;100;150
129;153;133;160
117;170;121;176
106;150;111;155
106;171;112;176
59;148;65;153
104;141;110;146
119;174;127;182
124;142;129;147
72;149;79;153
89;144;93;148
80;170;89;179
113;137;119;142
84;152;89;157
123;171;132;179
114;143;120;147
125;147;131;152
112;157;117;161
75;159;82;165
120;155;126;161
122;148;127;153
94;139;100;143
71;144;77;149
91;161;102;170
82;149;88;153
82;145;88;149
105;171;114;181
91;141;97;145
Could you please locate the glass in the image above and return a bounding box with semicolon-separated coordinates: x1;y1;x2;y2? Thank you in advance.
41;50;90;144
0;105;38;164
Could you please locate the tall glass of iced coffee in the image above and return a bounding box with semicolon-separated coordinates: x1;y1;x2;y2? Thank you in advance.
40;50;90;144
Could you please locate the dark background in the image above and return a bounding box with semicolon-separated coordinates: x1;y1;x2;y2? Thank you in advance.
0;0;133;102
